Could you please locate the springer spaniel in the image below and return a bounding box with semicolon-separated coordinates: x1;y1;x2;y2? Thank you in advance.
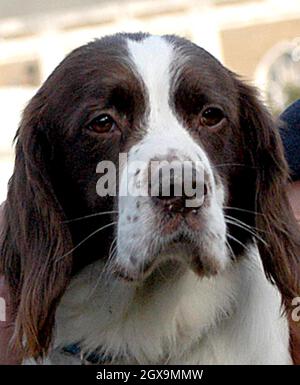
1;33;300;365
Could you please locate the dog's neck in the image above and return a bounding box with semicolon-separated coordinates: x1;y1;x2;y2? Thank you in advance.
52;246;291;364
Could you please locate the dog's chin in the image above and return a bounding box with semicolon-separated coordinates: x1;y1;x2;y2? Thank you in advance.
112;238;226;284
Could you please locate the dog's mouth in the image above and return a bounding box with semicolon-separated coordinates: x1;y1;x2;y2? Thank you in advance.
112;230;223;284
159;210;204;235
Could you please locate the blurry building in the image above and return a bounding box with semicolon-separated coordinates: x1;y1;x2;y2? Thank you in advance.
0;0;300;200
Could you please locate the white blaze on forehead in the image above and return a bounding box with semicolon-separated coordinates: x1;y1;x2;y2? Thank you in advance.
126;35;174;128
125;35;212;171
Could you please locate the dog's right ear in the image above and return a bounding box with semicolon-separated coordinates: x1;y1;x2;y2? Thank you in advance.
0;93;73;360
235;78;300;312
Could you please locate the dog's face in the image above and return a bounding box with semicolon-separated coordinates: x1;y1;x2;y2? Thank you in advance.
44;34;244;280
114;35;236;280
2;33;299;359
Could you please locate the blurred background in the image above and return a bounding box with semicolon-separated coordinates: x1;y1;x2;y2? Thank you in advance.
0;0;300;202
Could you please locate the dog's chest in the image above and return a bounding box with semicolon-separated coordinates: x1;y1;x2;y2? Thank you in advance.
53;262;234;364
52;257;291;365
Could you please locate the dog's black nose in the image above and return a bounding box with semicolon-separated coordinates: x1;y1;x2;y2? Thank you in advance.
149;163;207;213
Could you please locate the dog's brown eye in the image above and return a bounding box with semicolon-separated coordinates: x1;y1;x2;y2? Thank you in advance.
200;107;224;127
88;114;116;134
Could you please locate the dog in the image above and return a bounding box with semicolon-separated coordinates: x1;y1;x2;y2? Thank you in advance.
1;33;300;364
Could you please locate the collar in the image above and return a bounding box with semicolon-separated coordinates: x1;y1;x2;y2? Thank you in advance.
62;344;113;365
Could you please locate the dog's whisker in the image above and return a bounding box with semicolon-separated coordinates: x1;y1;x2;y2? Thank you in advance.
226;219;268;246
226;240;236;261
91;244;119;299
226;233;251;253
103;242;120;281
225;215;259;233
225;215;268;246
56;221;117;262
212;163;252;169
108;237;118;260
87;241;118;300
223;206;265;217
63;210;118;224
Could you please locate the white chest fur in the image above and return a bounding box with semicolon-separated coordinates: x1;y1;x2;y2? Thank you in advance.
50;248;291;365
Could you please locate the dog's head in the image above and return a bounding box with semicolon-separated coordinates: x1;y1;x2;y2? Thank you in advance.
1;33;299;359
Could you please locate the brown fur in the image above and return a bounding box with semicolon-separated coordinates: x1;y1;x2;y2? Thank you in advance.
0;98;73;359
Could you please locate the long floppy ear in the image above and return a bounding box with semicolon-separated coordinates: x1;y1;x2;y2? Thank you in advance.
236;79;300;310
0;94;73;360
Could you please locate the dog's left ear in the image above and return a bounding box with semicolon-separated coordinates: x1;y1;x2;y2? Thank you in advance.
236;78;300;310
0;91;73;360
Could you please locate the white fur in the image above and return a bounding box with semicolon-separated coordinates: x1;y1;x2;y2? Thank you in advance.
48;246;290;364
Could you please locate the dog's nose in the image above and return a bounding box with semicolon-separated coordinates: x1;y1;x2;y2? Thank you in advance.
149;163;207;213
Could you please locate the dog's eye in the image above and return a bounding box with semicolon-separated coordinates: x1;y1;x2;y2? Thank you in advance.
200;107;225;127
88;114;116;134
